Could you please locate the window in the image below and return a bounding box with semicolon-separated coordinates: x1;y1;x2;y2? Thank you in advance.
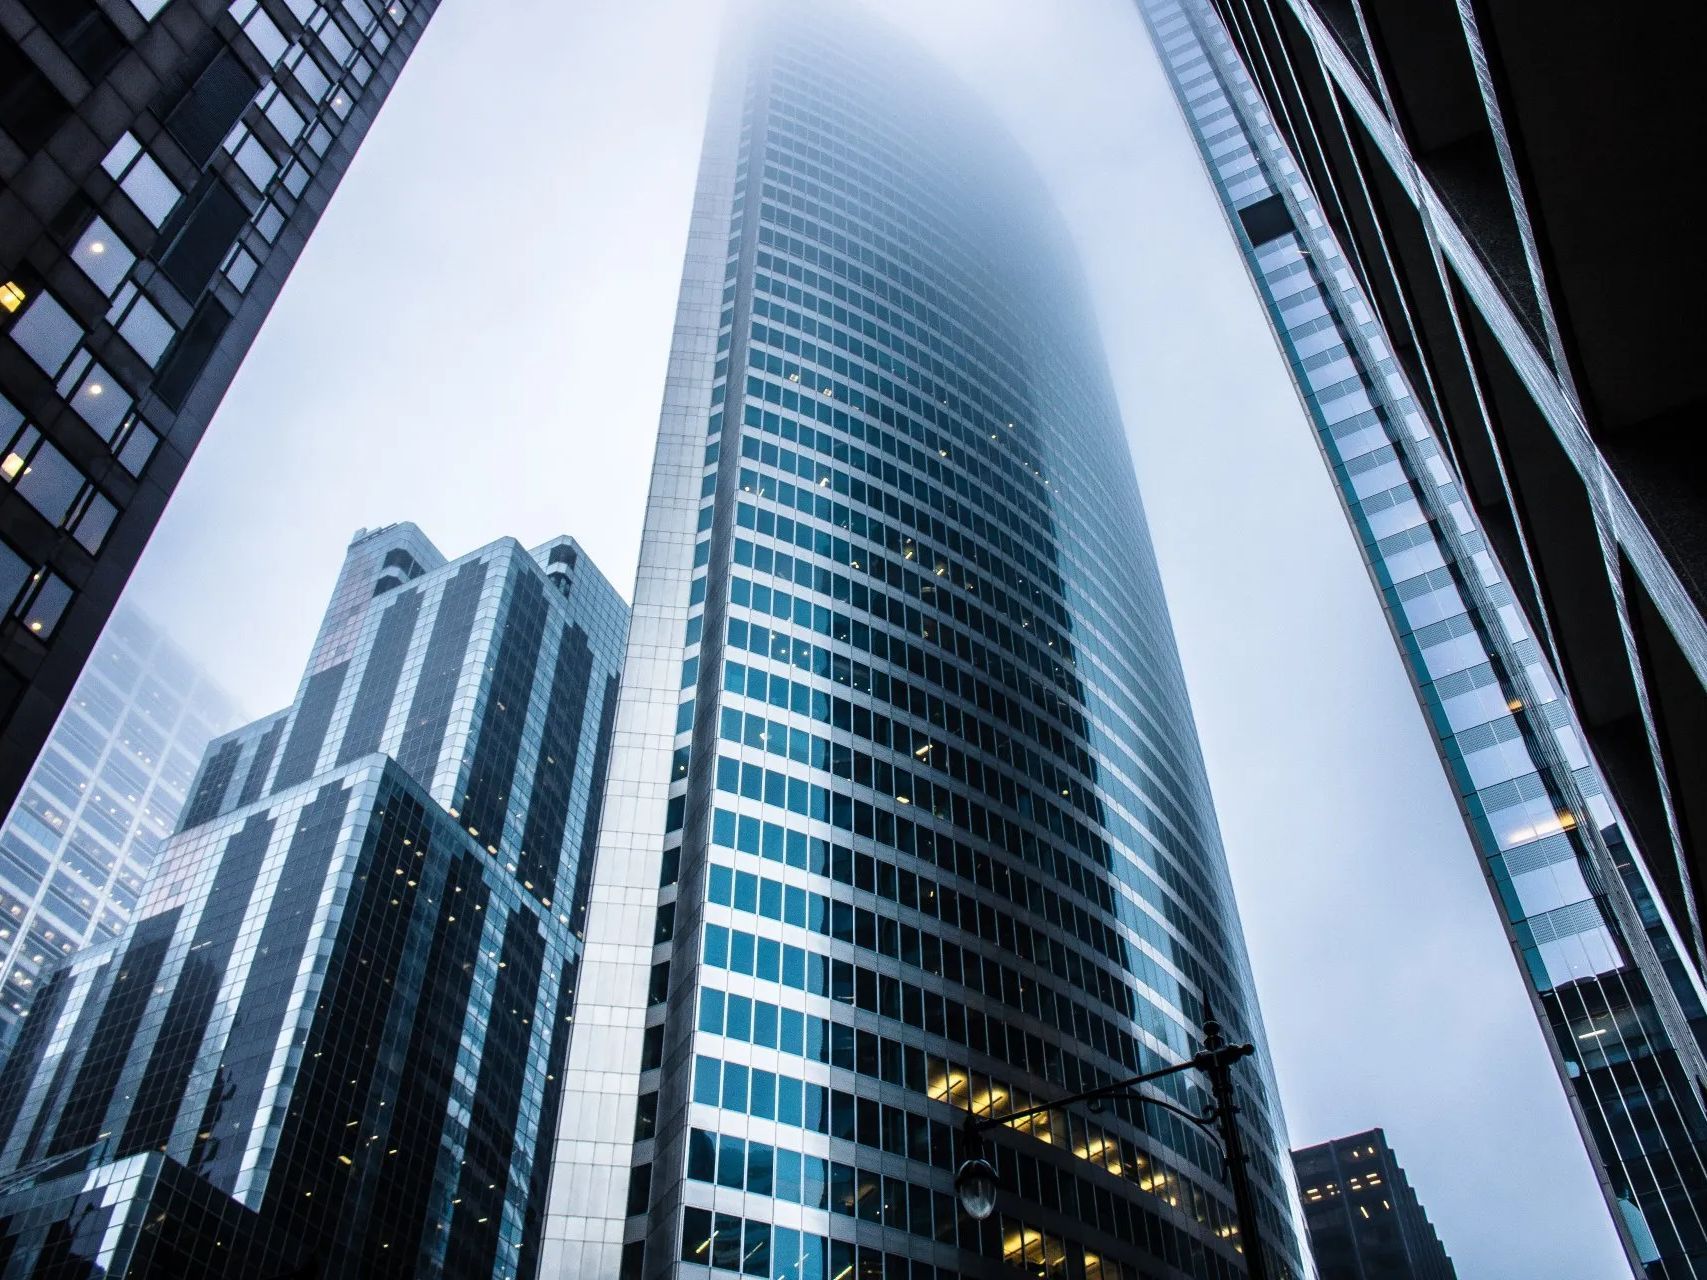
71;218;136;296
113;413;157;477
12;566;74;638
2;400;119;554
229;0;289;64
102;134;182;227
8;292;83;376
230;132;279;190
262;87;306;144
106;284;176;367
4;427;84;524
55;353;133;439
222;245;259;293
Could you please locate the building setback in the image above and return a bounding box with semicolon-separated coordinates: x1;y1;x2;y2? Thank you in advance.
1292;1130;1456;1280
1195;0;1707;1061
1135;1;1707;1272
1;0;441;816
0;522;626;1278
543;5;1308;1278
0;600;240;1038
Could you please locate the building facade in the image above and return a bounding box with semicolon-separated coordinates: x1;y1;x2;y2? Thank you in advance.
1194;0;1707;1034
1134;0;1707;1273
0;522;626;1278
1;0;441;816
543;7;1307;1279
0;600;240;1040
1292;1130;1455;1280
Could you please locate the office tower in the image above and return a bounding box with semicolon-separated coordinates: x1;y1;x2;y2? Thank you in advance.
0;523;626;1278
1;0;441;817
1135;1;1707;1272
544;7;1308;1279
0;600;240;1039
1194;0;1707;1013
1292;1130;1456;1280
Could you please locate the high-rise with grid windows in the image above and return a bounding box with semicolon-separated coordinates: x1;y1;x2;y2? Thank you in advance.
1134;0;1707;1272
542;7;1308;1278
0;522;626;1278
0;600;240;1040
1;0;439;816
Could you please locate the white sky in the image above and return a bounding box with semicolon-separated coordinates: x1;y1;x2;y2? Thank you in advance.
122;1;1630;1273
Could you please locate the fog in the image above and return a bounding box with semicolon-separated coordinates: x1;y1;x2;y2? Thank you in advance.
121;1;1629;1274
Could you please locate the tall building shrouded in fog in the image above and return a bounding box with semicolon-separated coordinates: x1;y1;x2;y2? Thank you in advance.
1135;0;1707;1272
1;0;441;816
544;6;1308;1278
0;523;626;1278
0;601;241;1039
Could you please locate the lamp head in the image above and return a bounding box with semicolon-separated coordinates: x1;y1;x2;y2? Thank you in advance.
955;1156;999;1220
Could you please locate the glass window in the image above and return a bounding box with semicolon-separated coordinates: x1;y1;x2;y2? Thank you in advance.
232;134;278;189
18;570;73;638
115;416;158;475
118;150;182;227
7;435;85;525
8;292;83;375
113;290;175;367
264;89;305;143
223;246;259;292
71;219;135;296
58;361;132;440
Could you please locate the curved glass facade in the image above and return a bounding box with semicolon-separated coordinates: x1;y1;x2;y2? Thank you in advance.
546;8;1305;1278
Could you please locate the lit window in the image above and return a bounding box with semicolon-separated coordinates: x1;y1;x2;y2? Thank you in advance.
0;281;24;312
72;218;136;296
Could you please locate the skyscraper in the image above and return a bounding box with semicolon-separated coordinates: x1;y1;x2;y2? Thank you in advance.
544;7;1307;1278
1193;0;1707;1017
0;523;626;1278
1;0;440;815
1135;0;1707;1272
0;600;241;1038
1292;1130;1456;1280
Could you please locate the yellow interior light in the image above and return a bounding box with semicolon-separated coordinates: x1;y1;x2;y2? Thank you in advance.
0;282;25;312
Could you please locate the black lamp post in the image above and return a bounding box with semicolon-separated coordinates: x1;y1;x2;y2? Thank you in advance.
953;1008;1271;1280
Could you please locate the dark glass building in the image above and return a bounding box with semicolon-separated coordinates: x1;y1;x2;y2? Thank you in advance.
1196;0;1707;1028
1;0;440;816
543;6;1308;1278
0;521;626;1277
0;600;240;1038
1292;1130;1456;1280
1135;0;1707;1272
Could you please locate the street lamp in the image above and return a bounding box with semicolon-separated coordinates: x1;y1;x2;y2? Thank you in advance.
953;1007;1270;1280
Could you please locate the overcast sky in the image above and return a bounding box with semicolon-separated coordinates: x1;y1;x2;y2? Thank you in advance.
119;1;1629;1274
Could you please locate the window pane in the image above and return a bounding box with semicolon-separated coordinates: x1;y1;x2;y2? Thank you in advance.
21;571;73;637
9;293;83;375
13;439;84;524
117;294;175;367
71;218;135;295
61;363;132;439
120;152;181;226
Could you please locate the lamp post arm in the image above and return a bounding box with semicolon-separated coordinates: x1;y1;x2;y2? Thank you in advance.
960;1055;1207;1137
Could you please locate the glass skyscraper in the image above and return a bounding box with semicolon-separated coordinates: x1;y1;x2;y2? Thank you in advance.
0;522;626;1277
545;7;1306;1279
1;0;440;816
1191;0;1707;1088
1135;1;1707;1273
0;601;240;1039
